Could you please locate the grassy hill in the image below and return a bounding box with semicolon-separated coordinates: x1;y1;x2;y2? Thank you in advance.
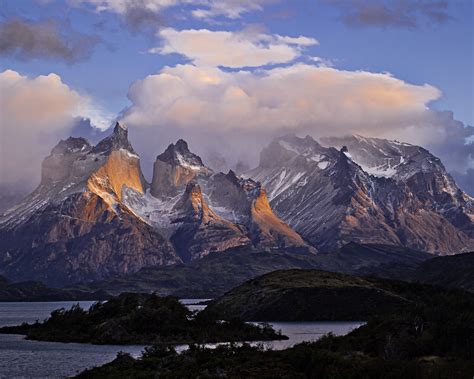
413;252;474;291
202;269;471;321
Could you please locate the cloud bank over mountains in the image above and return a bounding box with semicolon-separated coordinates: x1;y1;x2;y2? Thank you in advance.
122;63;440;138
119;61;473;190
0;69;107;189
0;0;472;196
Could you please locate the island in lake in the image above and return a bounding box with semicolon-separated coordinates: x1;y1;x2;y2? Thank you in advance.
0;293;285;345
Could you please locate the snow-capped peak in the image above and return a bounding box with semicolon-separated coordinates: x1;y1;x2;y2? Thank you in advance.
157;139;208;172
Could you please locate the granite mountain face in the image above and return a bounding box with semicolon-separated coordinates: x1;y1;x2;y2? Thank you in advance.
0;124;180;286
122;139;310;261
0;126;309;285
247;134;474;254
1;127;472;286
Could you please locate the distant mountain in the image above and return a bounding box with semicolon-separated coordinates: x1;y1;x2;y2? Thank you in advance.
2;128;472;286
123;139;310;262
247;134;474;254
0;275;109;302
0;127;308;286
75;243;434;298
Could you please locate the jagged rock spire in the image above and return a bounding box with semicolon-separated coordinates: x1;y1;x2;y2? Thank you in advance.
156;139;205;168
151;139;212;198
92;122;136;154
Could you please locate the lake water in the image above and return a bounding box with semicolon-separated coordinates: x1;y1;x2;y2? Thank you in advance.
0;301;363;378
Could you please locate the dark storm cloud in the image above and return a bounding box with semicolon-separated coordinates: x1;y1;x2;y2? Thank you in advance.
121;2;167;33
0;18;100;62
328;0;452;28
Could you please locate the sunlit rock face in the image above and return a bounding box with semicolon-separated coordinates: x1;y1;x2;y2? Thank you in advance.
0;128;310;284
3;124;469;285
128;143;312;262
0;192;177;286
248;134;474;255
206;171;308;250
0;123;181;286
170;182;251;261
88;149;144;205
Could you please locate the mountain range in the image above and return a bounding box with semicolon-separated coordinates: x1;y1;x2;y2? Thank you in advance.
0;124;472;286
248;134;473;254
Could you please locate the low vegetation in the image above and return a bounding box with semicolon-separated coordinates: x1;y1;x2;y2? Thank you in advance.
76;270;474;378
0;293;285;345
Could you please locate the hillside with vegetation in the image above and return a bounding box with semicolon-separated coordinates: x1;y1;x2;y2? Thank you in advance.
0;293;284;345
76;270;474;378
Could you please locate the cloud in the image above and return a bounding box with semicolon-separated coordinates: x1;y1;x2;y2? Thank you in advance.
71;0;175;32
119;63;443;168
120;63;473;194
72;0;176;14
150;28;318;68
0;70;98;190
122;63;440;132
452;169;474;196
328;0;453;28
72;0;277;25
0;19;100;63
190;0;278;20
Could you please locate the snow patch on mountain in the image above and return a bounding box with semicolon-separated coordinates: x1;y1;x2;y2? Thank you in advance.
176;152;205;171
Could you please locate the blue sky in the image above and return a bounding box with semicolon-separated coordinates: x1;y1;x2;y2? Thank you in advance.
1;0;472;125
0;0;473;193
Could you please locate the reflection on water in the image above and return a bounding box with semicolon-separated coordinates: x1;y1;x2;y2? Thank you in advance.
0;301;97;327
0;300;364;377
253;321;365;350
0;334;144;378
175;321;365;353
179;298;212;312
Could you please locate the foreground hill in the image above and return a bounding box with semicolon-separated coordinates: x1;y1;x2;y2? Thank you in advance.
77;271;474;378
203;269;450;321
413;252;474;292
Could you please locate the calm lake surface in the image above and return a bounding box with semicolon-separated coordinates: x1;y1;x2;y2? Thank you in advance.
0;301;363;378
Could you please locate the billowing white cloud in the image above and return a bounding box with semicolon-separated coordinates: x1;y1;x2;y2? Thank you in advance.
150;28;317;68
123;63;440;132
120;63;446;170
0;70;98;189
